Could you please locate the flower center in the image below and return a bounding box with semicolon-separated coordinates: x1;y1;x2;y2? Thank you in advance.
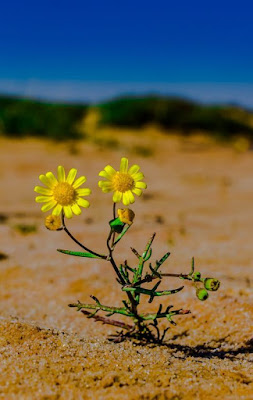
112;172;135;193
53;182;75;205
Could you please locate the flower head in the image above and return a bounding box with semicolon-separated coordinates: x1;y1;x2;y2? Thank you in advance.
118;208;135;225
98;157;147;205
45;215;62;231
34;166;91;218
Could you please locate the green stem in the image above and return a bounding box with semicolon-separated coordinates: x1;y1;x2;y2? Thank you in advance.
112;224;131;247
106;229;126;284
135;233;156;282
69;301;190;323
106;215;138;314
69;301;135;317
123;285;184;297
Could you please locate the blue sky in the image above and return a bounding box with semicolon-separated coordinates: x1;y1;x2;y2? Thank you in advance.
1;0;253;106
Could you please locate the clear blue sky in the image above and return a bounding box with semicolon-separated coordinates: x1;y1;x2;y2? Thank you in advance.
1;0;253;106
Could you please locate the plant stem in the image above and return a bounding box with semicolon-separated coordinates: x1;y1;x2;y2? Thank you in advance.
81;310;134;331
123;285;184;297
106;216;138;316
135;233;156;282
110;202;116;246
61;213;106;259
69;300;135;317
130;272;189;288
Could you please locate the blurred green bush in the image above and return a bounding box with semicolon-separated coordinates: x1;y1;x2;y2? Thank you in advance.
0;96;88;140
98;96;253;140
1;94;253;141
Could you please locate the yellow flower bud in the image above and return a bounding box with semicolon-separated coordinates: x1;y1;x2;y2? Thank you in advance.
45;215;62;231
117;209;135;225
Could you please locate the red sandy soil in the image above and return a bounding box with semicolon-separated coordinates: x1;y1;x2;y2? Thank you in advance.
0;131;252;399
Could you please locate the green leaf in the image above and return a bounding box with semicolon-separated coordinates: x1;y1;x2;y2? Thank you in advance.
57;249;104;259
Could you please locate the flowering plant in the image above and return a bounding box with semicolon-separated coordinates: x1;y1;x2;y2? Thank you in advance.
35;158;220;343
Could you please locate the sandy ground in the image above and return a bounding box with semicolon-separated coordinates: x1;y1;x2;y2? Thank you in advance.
0;131;252;399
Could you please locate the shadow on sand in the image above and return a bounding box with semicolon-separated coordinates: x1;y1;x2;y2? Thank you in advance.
154;337;253;361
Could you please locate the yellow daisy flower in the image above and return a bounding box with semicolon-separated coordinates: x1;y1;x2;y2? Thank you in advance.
34;166;91;218
98;157;147;206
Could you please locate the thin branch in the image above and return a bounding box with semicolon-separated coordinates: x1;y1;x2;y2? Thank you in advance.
129;272;189;288
81;310;134;331
69;299;134;317
61;212;106;259
111;202;116;245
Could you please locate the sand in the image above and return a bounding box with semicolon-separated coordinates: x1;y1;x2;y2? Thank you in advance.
0;131;252;399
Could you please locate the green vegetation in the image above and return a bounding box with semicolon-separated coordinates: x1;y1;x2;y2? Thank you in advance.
1;94;253;141
0;96;88;140
13;223;37;235
98;96;253;140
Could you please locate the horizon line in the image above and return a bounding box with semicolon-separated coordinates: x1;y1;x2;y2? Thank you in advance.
0;79;252;110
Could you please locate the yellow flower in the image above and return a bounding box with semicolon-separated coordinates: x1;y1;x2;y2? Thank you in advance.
45;215;62;231
98;157;147;205
34;166;91;218
118;209;135;225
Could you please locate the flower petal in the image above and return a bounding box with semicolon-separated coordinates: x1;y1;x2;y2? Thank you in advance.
66;168;77;185
34;186;53;195
113;191;123;203
57;166;66;182
36;195;52;203
104;165;117;177
132;188;142;196
133;172;144;181
128;190;135;204
122;191;135;205
63;205;73;218
98;181;113;193
120;158;129;173
71;203;82;215
45;172;58;186
128;164;140;175
76;188;91;196
52;204;62;216
122;192;130;206
39;174;55;189
77;198;90;208
72;176;86;189
98;170;111;179
135;181;147;189
41;200;57;212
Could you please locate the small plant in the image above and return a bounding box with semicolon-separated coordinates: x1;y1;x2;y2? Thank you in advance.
34;158;220;343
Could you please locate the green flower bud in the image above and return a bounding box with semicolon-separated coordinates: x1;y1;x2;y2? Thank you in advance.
109;217;125;233
204;278;220;291
196;288;209;301
192;271;201;281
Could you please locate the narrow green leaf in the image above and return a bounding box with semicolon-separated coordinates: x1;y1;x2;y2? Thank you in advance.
57;249;104;259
